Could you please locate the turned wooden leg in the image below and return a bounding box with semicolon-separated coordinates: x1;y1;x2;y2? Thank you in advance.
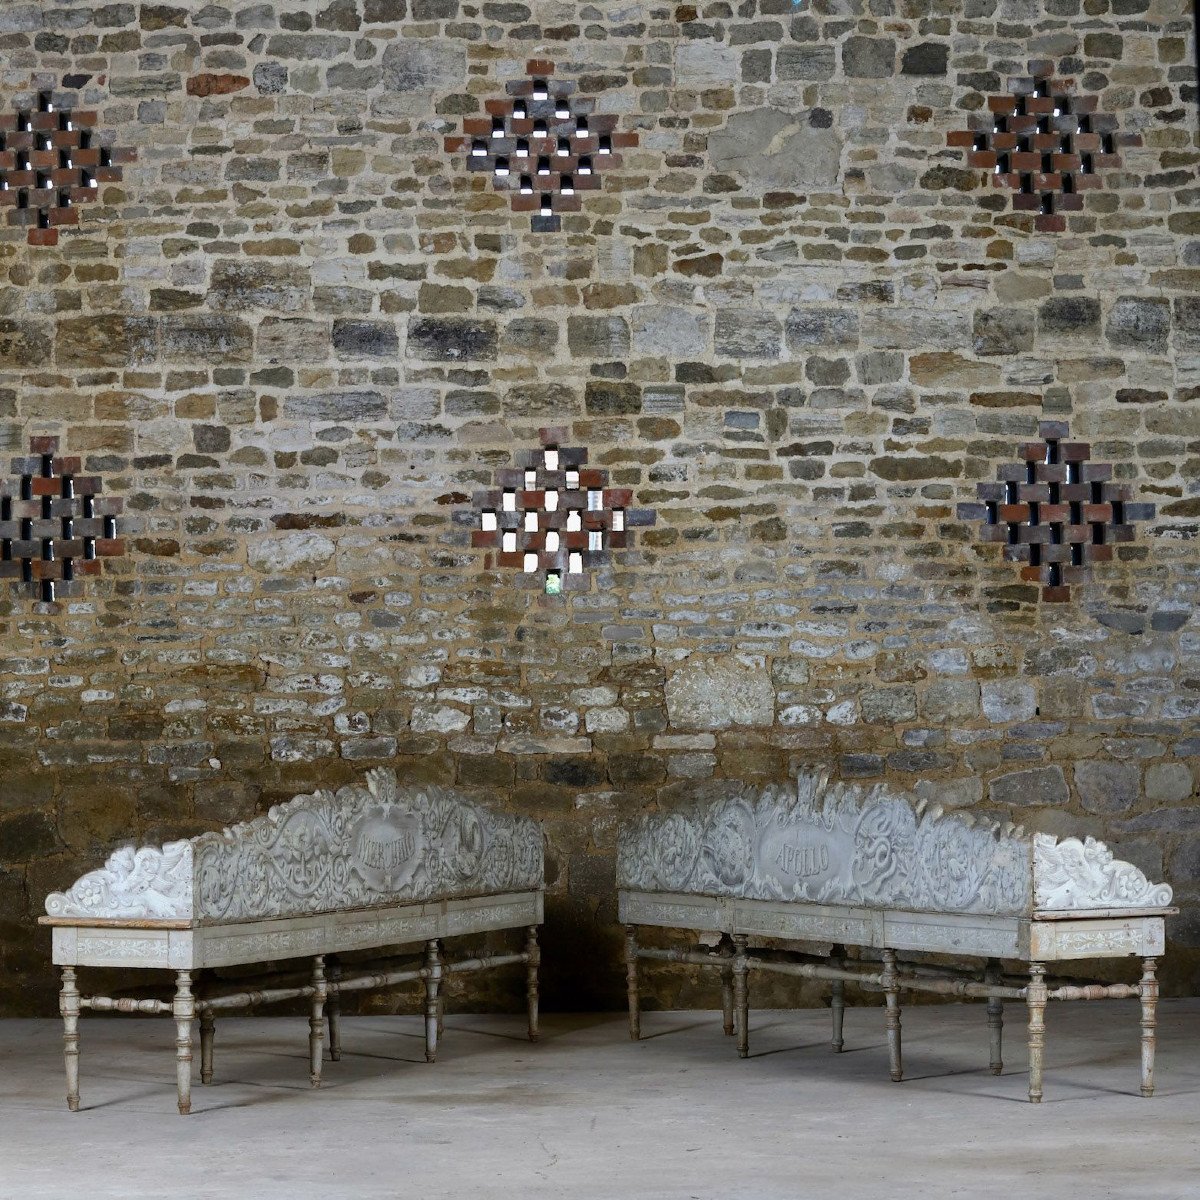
424;939;442;1064
721;936;735;1037
200;1009;215;1085
60;967;81;1112
327;959;342;1063
1027;961;1047;1104
625;924;641;1041
173;970;195;1116
733;933;750;1059
309;955;327;1088
1140;957;1158;1098
830;944;845;1053
525;926;540;1043
985;958;1003;1077
882;948;902;1082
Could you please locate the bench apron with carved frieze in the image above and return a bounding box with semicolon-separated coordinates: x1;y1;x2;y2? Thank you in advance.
618;774;1173;1103
42;769;545;1115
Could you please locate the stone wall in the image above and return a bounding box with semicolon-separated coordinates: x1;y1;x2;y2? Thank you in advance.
0;0;1197;1016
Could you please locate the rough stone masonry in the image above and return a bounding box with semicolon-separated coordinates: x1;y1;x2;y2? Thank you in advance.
0;0;1196;1017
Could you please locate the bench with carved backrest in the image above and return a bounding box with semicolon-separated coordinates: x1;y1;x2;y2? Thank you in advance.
618;773;1173;1102
41;768;544;1114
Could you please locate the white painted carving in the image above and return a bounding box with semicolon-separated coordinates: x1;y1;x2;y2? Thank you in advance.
74;936;171;963
45;841;194;920
1033;834;1173;911
618;773;1171;918
46;769;544;924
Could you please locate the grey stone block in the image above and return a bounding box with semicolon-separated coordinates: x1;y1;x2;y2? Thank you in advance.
709;108;842;189
1074;760;1140;815
842;36;894;78
989;766;1069;807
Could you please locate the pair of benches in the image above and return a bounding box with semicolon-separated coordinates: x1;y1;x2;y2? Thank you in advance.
43;770;1173;1111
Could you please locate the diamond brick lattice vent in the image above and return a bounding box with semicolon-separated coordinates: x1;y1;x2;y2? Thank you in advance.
957;421;1154;603
0;436;124;602
471;429;656;594
0;82;133;247
444;59;638;233
947;60;1140;233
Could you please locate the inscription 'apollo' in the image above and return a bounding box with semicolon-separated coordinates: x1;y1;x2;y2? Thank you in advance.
775;842;830;878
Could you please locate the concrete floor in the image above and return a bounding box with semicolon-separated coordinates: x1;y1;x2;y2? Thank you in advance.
1;1002;1198;1200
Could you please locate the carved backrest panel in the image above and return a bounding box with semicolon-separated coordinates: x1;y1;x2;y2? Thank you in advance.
617;774;1171;917
46;770;544;923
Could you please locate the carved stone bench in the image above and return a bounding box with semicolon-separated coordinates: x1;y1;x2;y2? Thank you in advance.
618;774;1173;1102
41;769;544;1114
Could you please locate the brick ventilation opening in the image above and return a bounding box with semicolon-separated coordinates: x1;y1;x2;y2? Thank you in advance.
947;60;1141;233
0;82;133;247
957;421;1155;603
0;436;124;603
444;58;638;233
471;427;656;594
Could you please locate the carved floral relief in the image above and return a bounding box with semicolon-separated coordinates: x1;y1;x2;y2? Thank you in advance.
618;773;1172;917
46;769;544;923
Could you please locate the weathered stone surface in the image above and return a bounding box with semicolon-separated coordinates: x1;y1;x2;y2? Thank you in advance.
1106;296;1170;355
248;532;336;573
381;37;465;93
776;46;835;81
56;316;157;367
1145;762;1193;804
981;679;1036;723
861;308;970;349
922;679;980;721
1074;761;1140;815
161;315;252;362
283;391;388;421
0;320;51;369
585;381;641;414
209;261;309;312
0;812;57;863
676;42;739;89
408;318;497;361
631;306;709;357
715;309;782;359
332;319;400;358
842;37;894;77
786;307;859;350
861;687;918;724
901;43;948;75
989;767;1069;807
914;776;983;809
568;316;630;359
258;318;330;363
410;704;471;734
974;309;1035;357
1039;297;1101;336
664;660;775;730
708;108;842;189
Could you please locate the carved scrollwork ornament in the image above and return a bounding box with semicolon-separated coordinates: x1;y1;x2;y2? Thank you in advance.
618;773;1172;918
46;771;544;922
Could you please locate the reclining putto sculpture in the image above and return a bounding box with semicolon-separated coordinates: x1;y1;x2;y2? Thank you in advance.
618;773;1173;1102
43;769;545;1115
